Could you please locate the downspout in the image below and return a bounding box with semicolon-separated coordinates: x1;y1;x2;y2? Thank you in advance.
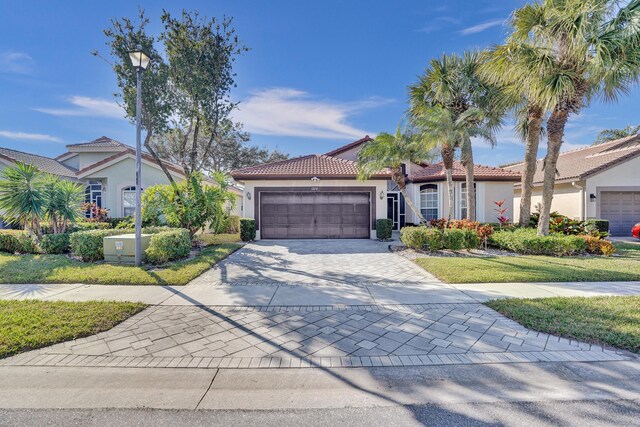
571;181;585;221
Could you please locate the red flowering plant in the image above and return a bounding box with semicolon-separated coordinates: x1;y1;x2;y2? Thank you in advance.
429;218;447;229
82;203;109;222
494;200;510;227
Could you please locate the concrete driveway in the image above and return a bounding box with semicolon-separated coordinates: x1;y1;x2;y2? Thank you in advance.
165;239;474;306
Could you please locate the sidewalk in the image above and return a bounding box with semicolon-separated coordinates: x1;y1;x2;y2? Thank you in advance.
1;280;639;306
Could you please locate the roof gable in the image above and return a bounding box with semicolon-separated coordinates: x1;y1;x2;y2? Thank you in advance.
0;147;78;178
505;134;640;184
76;148;186;178
325;135;373;157
67;136;129;152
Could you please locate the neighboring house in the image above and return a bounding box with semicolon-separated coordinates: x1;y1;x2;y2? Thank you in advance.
505;134;640;236
0;136;242;223
230;136;519;240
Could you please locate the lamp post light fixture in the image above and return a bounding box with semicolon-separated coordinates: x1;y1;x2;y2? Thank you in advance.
128;48;150;266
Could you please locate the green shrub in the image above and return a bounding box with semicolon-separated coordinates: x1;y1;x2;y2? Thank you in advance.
240;218;256;242
400;227;443;251
0;231;38;254
584;219;609;237
67;221;112;233
69;229;126;261
442;229;465;250
376;219;393;240
490;228;588;256
462;229;480;250
40;233;70;254
145;229;192;265
0;233;23;254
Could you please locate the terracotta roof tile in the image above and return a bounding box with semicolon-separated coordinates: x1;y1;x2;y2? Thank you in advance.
409;161;520;182
504;134;640;184
231;154;390;180
67;136;128;149
0;147;78;178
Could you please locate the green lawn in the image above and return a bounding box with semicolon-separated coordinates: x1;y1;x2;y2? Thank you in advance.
0;300;146;358
0;243;241;286
415;242;640;283
486;296;640;353
197;232;241;246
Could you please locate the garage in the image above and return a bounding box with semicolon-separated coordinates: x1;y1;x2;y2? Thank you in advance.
600;191;640;236
259;192;371;239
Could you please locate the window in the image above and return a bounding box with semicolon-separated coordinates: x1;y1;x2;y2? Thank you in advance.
460;183;476;219
420;184;438;221
122;186;137;217
84;181;102;218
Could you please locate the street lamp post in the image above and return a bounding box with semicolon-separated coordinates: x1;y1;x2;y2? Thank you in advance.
128;49;150;267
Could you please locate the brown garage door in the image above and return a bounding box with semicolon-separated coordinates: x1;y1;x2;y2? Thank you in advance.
260;192;370;239
600;191;640;236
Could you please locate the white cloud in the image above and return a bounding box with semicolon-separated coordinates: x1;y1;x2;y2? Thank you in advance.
459;19;504;36
234;88;390;139
0;51;34;74
35;96;125;119
416;16;461;33
0;130;61;143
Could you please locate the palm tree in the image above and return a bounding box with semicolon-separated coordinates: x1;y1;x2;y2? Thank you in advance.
593;124;640;144
357;124;435;226
0;162;46;237
507;0;640;235
409;51;505;221
481;39;549;227
43;175;85;233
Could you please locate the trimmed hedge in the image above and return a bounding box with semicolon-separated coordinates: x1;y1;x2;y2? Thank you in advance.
584;219;609;235
69;226;178;262
0;232;38;254
40;233;70;254
240;218;256;242
145;229;192;265
400;226;480;251
490;228;588;256
376;219;393;240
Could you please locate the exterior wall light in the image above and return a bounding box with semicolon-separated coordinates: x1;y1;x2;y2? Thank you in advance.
246;191;252;200
590;193;596;202
380;190;385;200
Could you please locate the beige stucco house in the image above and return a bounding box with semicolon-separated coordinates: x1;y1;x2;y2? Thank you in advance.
231;136;520;240
505;134;640;235
0;136;242;223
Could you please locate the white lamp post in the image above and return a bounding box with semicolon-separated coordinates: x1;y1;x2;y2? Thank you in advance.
128;49;150;266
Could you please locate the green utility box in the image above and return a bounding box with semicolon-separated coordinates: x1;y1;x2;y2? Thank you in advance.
103;233;151;263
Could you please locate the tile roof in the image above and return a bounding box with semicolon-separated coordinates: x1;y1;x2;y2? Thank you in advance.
325;135;373;157
0;147;78;178
231;154;391;180
66;136;128;149
408;161;521;183
504;134;640;184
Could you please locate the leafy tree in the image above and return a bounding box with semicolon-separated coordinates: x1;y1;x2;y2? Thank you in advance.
593;124;640;144
102;9;248;180
0;162;46;237
506;0;640;235
409;51;505;221
357;124;435;225
142;174;235;236
149;121;288;172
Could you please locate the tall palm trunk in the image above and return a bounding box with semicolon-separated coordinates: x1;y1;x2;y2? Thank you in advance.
537;107;569;236
441;145;455;221
460;136;475;221
393;170;428;226
519;106;544;227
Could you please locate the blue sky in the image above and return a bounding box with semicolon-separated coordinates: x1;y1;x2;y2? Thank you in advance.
1;0;639;167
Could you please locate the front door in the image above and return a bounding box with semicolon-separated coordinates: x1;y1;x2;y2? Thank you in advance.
386;192;405;230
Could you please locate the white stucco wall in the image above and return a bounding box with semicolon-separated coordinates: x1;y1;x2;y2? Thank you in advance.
75;151;124;170
513;182;583;220
404;180;513;224
59;155;80;170
585;155;640;218
83;157;184;218
240;179;388;239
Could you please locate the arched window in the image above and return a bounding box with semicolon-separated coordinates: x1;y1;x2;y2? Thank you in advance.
122;186;137;217
420;184;438;220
